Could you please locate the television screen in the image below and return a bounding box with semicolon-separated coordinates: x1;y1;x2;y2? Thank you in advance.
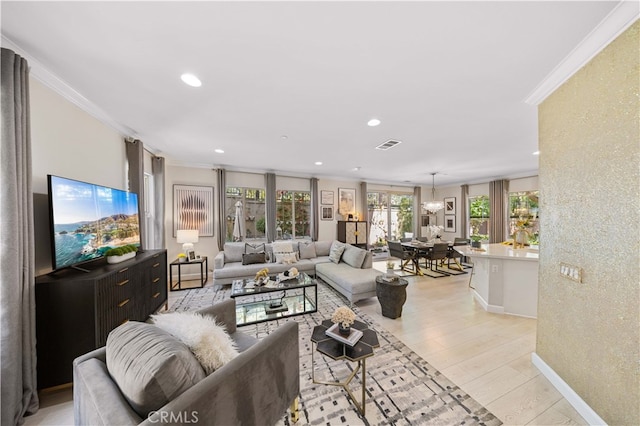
48;175;140;270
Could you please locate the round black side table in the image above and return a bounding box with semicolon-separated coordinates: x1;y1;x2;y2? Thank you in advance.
375;275;409;319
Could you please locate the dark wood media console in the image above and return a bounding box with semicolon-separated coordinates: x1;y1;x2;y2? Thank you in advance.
35;249;168;389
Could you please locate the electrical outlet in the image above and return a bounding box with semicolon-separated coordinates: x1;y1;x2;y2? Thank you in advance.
560;262;582;283
491;265;499;273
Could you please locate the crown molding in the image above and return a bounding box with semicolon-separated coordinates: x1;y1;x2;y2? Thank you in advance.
524;1;639;106
1;35;137;138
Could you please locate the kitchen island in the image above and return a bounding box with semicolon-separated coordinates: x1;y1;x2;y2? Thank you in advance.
455;243;538;318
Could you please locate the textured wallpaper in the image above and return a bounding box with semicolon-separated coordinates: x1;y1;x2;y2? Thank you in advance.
537;21;639;425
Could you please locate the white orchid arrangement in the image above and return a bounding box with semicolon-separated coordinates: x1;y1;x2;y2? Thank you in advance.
331;306;356;328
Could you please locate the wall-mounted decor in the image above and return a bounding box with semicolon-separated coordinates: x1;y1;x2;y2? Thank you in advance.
421;215;431;227
444;215;456;233
321;190;334;205
338;188;356;216
173;185;214;237
321;207;334;221
444;197;456;214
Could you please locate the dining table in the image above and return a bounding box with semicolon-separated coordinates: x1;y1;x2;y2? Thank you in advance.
400;240;465;273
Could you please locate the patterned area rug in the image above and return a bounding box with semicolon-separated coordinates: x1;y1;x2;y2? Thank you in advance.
169;281;502;426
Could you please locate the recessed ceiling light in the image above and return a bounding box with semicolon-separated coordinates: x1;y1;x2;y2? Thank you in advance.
180;73;202;87
281;135;288;140
315;161;323;166
533;151;540;155
367;118;381;127
214;149;224;154
352;167;361;171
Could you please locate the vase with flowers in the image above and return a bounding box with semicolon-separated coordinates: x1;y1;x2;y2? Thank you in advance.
331;306;356;336
513;217;532;249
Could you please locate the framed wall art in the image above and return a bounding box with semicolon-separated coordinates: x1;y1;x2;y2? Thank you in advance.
338;188;356;216
173;185;214;237
321;206;334;221
444;197;456;214
321;190;334;205
444;215;456;233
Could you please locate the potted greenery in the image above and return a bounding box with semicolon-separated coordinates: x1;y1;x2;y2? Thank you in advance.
470;235;483;248
105;244;138;264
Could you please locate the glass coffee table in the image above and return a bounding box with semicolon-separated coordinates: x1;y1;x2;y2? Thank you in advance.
311;319;379;416
230;272;317;326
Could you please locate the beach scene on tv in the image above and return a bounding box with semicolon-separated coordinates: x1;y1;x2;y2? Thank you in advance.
50;177;140;269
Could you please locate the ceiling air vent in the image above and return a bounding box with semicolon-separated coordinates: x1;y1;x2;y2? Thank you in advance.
375;139;402;151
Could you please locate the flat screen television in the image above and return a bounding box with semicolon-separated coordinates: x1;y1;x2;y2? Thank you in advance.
47;174;141;271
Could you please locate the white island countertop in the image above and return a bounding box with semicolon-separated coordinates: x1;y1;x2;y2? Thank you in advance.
455;243;539;261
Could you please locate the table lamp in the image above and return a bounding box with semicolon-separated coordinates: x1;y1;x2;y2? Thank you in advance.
176;229;199;253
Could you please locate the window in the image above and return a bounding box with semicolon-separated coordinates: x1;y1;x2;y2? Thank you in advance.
225;187;266;242
469;195;490;241
367;191;414;244
276;190;310;240
509;190;539;244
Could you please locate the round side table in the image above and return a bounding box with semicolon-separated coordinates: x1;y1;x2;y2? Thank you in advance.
375;275;409;319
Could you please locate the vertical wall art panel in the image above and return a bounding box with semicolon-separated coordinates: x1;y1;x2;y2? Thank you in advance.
173;185;214;237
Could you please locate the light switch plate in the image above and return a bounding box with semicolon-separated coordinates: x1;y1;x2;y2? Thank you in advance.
559;262;582;283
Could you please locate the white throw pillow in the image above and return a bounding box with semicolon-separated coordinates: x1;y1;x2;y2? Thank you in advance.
275;252;298;264
329;241;346;264
151;312;239;375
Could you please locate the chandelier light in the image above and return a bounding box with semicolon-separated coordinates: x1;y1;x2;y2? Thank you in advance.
422;173;444;214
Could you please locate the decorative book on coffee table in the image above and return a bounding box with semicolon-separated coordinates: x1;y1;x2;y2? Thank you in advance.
325;323;363;347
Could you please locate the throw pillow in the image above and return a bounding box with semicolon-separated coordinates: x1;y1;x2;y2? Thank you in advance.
151;312;240;375
106;322;205;418
244;243;265;254
342;244;367;268
275;252;298;265
314;241;332;257
242;252;266;265
328;241;346;264
298;241;317;259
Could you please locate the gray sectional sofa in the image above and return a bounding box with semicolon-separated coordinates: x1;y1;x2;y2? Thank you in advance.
213;240;380;303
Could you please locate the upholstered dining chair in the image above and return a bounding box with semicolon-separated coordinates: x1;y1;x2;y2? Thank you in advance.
387;240;418;274
422;243;450;278
448;238;470;270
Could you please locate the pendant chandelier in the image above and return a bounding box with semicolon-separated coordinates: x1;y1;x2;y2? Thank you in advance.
422;173;444;214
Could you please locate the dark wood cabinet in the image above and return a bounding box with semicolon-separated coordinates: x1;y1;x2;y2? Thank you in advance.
35;249;167;389
337;221;368;248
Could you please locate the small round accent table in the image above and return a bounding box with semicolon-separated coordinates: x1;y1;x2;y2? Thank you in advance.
375;275;409;319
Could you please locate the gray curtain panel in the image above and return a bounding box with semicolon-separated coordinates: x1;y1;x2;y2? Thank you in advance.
489;179;509;243
310;178;319;241
413;186;421;237
461;184;469;238
125;139;147;250
216;169;226;250
359;181;367;222
1;47;39;425
265;173;276;242
151;156;165;249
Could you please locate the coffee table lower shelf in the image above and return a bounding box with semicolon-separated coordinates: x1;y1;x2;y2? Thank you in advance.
233;288;317;326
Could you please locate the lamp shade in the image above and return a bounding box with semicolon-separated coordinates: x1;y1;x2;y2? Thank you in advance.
176;229;199;244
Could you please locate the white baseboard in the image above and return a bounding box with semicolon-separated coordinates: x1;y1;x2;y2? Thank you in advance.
531;353;607;425
472;290;504;314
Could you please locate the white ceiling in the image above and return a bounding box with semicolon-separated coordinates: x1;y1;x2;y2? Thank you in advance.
0;1;630;187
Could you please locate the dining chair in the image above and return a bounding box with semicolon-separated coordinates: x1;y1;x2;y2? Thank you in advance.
450;238;471;268
423;243;450;278
387;240;418;274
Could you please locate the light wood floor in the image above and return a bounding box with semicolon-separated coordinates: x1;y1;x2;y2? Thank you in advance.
25;266;587;425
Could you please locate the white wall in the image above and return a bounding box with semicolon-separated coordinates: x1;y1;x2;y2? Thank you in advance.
30;78;126;275
164;165;217;265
